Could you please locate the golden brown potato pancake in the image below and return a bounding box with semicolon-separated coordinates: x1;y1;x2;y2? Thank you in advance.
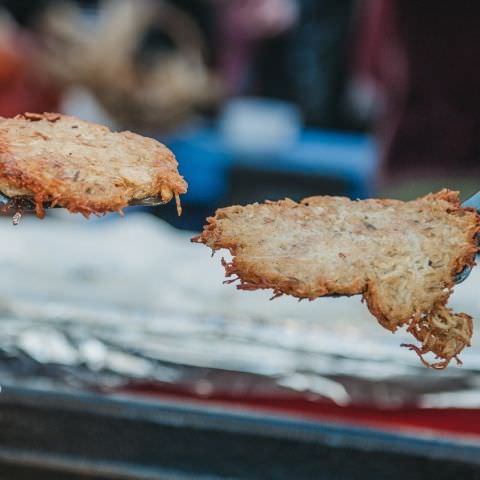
193;190;480;368
0;112;187;218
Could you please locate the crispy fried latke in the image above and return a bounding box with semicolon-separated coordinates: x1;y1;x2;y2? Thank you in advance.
0;112;187;218
193;190;480;368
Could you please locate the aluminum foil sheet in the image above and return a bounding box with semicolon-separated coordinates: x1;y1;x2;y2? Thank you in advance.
0;211;480;407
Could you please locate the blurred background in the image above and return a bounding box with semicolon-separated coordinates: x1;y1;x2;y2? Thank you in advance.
2;0;479;230
0;1;480;478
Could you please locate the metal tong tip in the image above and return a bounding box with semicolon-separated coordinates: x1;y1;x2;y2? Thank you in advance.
0;193;167;212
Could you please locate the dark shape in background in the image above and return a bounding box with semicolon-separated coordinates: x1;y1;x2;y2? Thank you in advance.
256;0;357;130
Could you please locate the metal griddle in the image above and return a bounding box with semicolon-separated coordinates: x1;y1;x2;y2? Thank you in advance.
0;387;479;479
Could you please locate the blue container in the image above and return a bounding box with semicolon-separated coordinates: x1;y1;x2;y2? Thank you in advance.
163;128;232;205
150;125;378;230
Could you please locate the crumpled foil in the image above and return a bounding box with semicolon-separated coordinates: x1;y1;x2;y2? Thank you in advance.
0;210;480;408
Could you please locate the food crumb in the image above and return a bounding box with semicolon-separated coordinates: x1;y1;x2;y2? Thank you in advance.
12;211;22;225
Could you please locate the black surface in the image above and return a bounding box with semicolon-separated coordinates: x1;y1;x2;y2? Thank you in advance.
0;387;479;479
0;465;106;480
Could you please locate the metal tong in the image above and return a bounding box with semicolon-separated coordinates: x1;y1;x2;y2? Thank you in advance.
0;193;167;209
0;192;167;224
454;191;480;284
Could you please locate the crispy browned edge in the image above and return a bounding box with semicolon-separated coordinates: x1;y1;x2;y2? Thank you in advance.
192;190;480;365
0;112;188;218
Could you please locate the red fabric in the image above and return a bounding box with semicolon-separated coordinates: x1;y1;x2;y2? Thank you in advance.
120;383;480;439
0;33;60;117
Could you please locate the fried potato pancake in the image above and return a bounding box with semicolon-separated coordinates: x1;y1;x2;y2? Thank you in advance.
0;112;187;218
193;190;480;368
